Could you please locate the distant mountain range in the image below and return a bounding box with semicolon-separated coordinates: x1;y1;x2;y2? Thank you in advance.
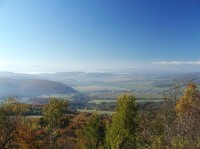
1;71;200;84
0;71;200;99
0;71;168;86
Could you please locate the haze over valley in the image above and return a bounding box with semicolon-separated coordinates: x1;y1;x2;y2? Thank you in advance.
0;1;200;148
1;71;200;107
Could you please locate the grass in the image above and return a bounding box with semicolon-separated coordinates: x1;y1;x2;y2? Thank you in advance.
77;109;114;115
37;94;76;101
74;85;122;92
88;99;117;104
88;92;164;101
134;93;163;99
88;98;163;104
73;81;166;93
136;99;163;102
114;82;170;91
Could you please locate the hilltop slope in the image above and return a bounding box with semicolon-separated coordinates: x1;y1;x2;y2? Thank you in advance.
0;78;77;97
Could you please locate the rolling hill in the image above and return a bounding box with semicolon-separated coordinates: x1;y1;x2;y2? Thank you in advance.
0;71;200;94
0;78;77;98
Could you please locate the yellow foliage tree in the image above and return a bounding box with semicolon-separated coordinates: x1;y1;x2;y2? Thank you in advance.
175;83;200;148
176;83;199;117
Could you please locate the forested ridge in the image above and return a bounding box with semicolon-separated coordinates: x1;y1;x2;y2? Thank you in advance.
1;83;200;149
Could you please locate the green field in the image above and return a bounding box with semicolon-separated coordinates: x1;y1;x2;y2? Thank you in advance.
74;85;122;92
77;109;114;115
88;99;117;104
134;93;163;99
38;94;77;101
89;98;163;104
88;91;163;100
136;99;163;102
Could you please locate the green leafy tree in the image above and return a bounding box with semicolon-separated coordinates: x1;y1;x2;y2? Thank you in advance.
42;98;69;149
77;114;106;149
106;94;137;149
43;98;68;129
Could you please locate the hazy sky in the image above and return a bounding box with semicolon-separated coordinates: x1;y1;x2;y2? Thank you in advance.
0;0;200;73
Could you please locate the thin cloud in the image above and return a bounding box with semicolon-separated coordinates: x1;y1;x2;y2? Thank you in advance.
153;61;200;65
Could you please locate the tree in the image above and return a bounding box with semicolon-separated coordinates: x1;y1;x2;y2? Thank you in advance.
106;94;137;149
0;98;27;149
42;98;69;149
0;106;17;149
43;98;68;129
77;114;106;149
175;83;200;148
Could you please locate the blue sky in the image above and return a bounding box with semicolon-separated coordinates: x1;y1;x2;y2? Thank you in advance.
0;0;200;73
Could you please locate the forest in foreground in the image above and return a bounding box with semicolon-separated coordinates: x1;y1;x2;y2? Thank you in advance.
0;83;200;149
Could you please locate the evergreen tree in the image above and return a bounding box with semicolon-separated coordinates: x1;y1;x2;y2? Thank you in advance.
77;114;106;149
106;94;137;149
